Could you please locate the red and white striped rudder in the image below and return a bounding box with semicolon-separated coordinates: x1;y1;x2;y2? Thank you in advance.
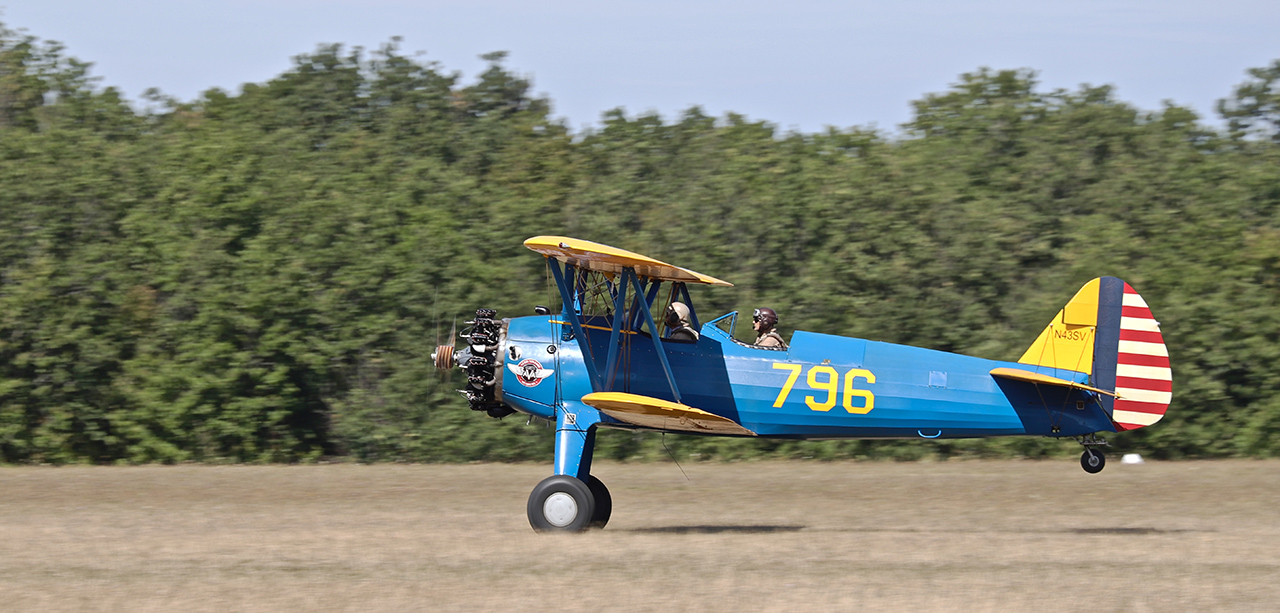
1109;283;1172;431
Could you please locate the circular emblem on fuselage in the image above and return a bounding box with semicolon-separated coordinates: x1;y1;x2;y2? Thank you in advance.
509;358;554;388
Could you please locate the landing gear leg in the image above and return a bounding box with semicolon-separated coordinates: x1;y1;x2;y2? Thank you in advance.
1075;433;1108;474
527;401;606;533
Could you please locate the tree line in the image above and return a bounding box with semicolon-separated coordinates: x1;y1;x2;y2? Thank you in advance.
2;21;1278;463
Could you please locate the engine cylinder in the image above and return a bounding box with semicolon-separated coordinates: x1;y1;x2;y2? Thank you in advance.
454;308;514;418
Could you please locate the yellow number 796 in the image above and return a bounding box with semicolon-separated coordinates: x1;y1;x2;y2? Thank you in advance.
772;363;876;414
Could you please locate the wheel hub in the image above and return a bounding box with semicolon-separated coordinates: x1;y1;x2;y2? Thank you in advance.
543;492;579;527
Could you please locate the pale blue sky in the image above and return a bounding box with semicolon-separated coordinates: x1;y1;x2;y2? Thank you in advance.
3;0;1277;134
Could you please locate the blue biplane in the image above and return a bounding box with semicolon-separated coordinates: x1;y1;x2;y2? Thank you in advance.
432;237;1172;532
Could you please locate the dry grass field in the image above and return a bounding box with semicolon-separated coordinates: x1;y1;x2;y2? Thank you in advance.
1;459;1277;612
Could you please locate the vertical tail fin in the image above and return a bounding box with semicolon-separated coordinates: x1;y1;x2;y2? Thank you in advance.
1019;277;1172;431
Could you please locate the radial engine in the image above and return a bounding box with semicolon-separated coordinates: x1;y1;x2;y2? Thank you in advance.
432;308;515;418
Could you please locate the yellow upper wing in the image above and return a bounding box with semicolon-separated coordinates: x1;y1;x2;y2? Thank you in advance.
524;236;733;286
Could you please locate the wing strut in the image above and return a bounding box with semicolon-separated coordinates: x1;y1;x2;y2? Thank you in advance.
548;258;603;390
631;278;661;331
546;257;682;403
629;272;682;403
545;257;684;403
673;282;699;329
603;268;634;390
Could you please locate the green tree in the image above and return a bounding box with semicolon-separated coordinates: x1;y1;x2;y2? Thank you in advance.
1218;60;1280;142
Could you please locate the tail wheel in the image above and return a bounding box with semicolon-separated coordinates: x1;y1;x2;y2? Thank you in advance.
527;475;595;533
1081;449;1106;474
585;475;612;530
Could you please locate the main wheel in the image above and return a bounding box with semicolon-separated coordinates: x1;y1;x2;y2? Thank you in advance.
585;475;612;530
527;475;595;533
1081;449;1106;474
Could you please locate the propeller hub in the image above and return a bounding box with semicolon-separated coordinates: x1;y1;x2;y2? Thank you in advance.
432;344;456;370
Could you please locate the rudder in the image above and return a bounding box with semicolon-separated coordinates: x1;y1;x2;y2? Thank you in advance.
1105;279;1172;430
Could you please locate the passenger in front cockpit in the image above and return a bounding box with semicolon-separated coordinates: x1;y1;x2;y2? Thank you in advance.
665;302;699;342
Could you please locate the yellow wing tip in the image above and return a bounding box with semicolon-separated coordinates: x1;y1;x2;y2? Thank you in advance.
524;236;613;253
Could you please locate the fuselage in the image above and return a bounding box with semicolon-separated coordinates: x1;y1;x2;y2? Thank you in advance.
495;313;1116;440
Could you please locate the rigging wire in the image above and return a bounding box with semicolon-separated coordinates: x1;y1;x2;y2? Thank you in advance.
661;433;691;482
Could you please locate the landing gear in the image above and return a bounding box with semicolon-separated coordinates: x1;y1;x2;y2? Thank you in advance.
527;475;595;532
528;403;607;533
1074;433;1108;474
586;475;612;530
1081;448;1106;474
526;474;611;532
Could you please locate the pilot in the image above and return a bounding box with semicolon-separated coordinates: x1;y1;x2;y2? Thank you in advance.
665;302;699;342
752;307;788;349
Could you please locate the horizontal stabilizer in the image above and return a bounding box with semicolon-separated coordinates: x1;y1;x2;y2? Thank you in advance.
989;367;1119;398
581;392;756;436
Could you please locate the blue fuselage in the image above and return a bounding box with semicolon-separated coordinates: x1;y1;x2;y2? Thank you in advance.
499;314;1115;440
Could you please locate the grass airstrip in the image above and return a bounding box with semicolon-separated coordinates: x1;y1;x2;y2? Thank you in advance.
1;459;1277;611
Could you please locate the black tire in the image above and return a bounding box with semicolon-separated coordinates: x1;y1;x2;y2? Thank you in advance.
527;475;595;533
1081;449;1106;474
585;475;612;530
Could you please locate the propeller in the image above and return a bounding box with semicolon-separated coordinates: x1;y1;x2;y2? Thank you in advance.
432;318;457;371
